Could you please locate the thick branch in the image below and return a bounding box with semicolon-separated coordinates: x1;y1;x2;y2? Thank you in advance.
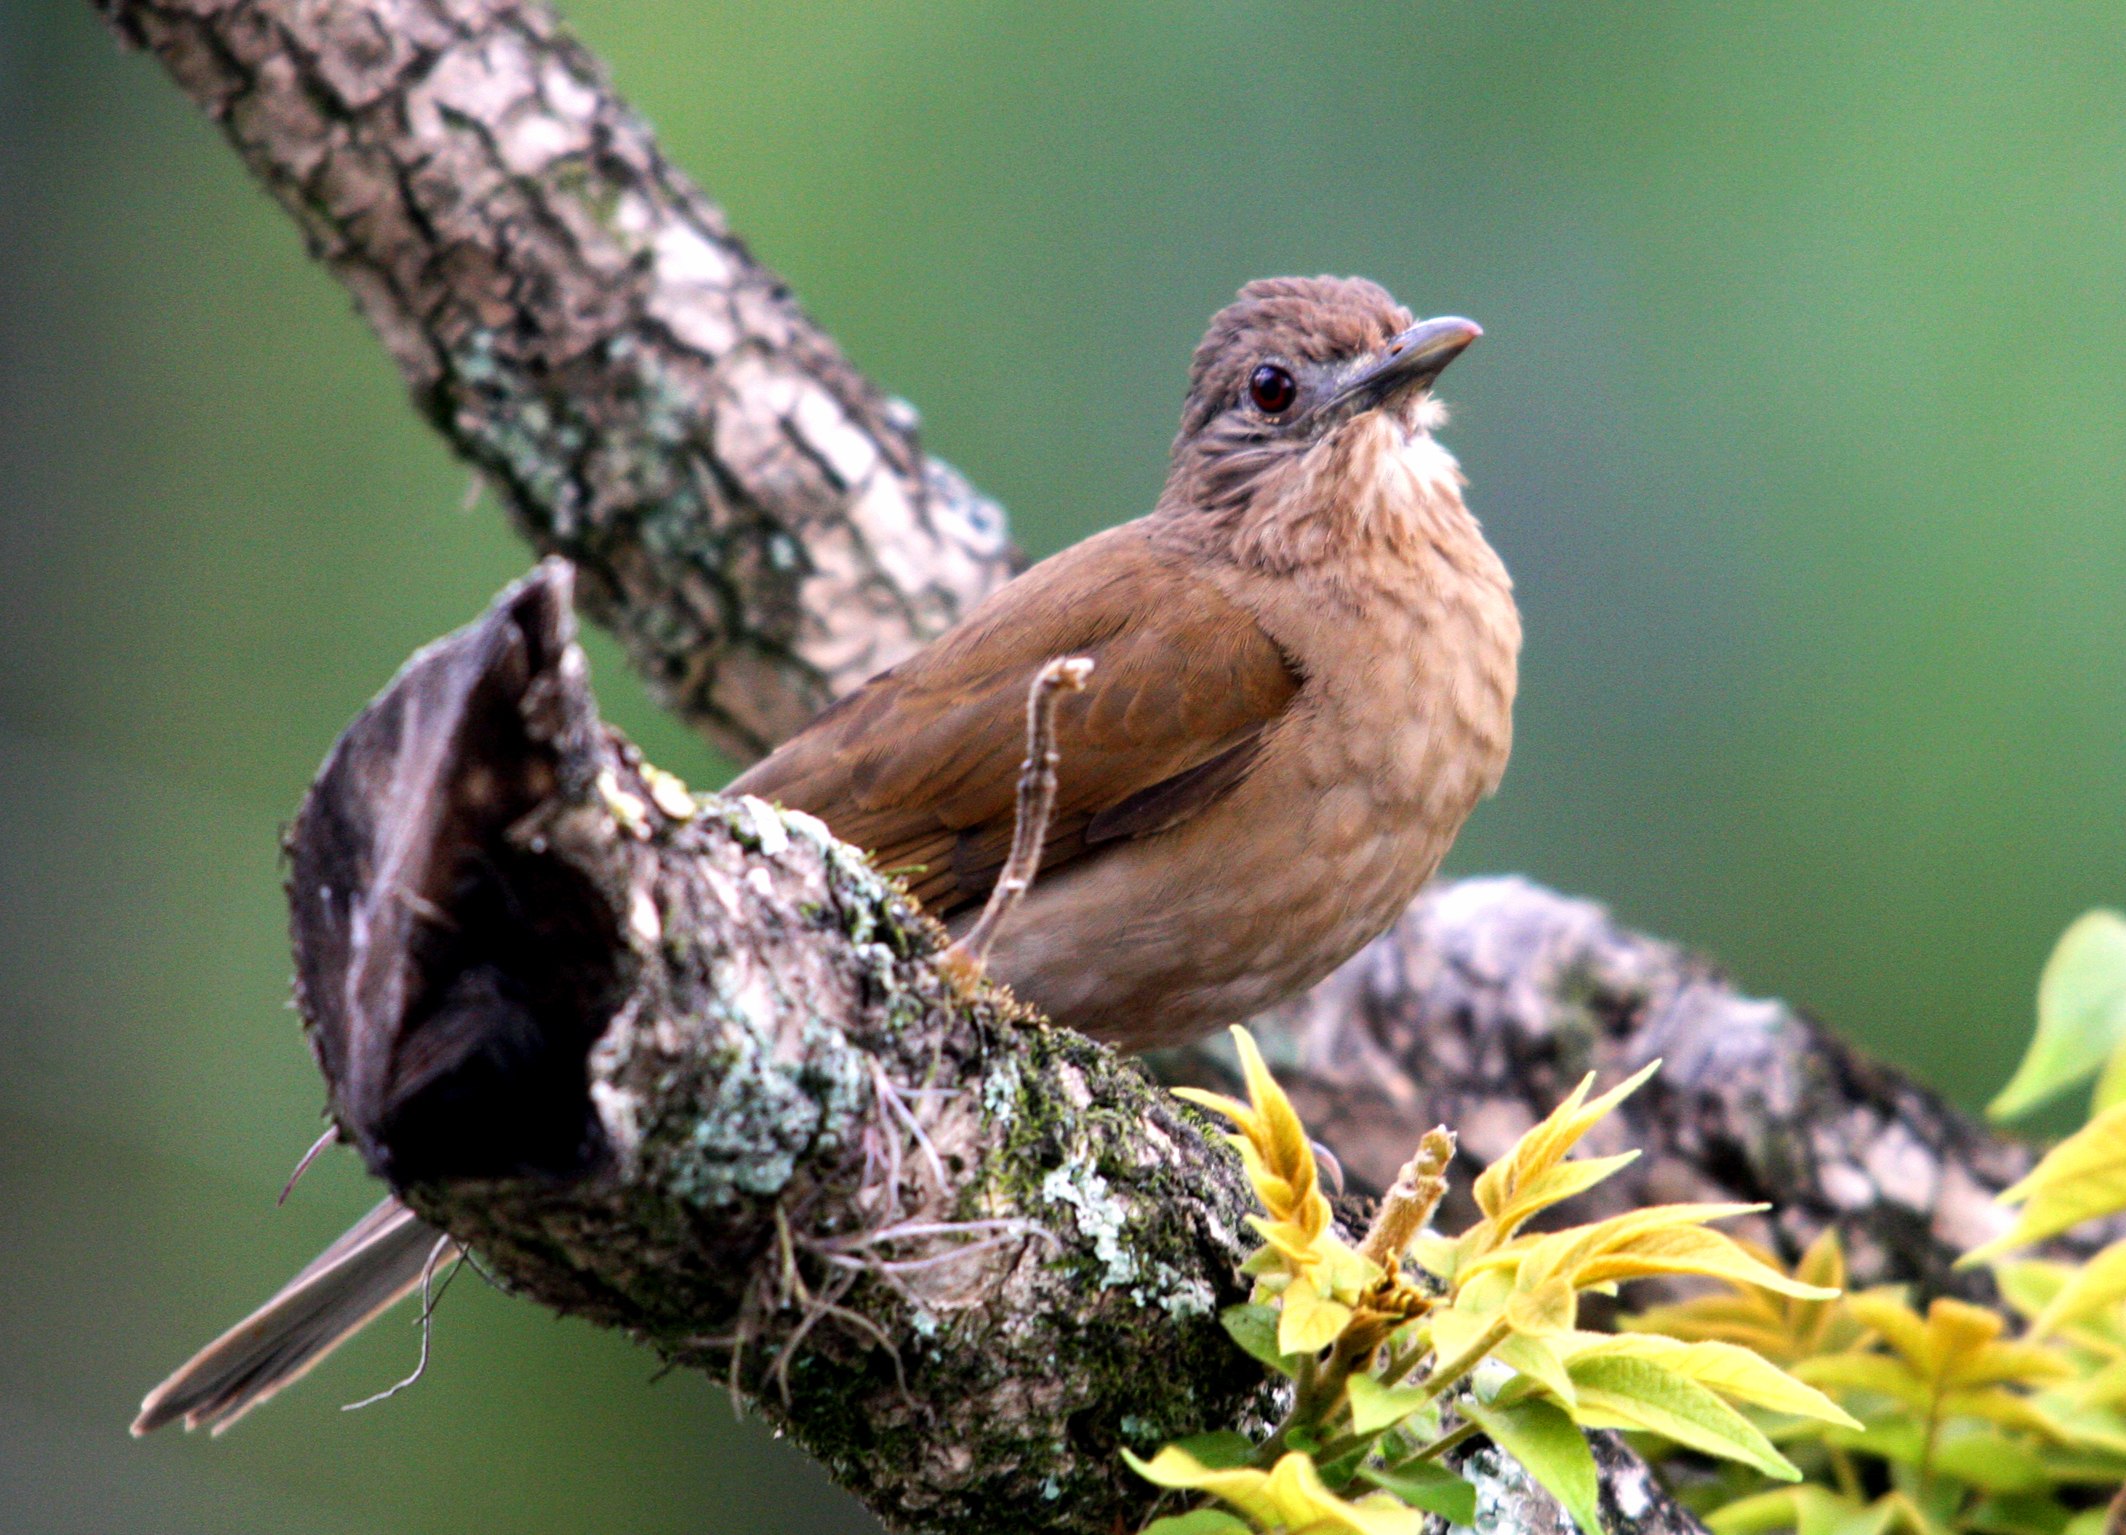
97;0;1014;759
292;562;1274;1532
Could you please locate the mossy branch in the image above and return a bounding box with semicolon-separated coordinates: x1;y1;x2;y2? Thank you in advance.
294;562;1273;1532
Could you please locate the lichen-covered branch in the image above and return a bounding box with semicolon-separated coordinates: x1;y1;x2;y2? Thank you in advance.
293;562;1277;1532
95;0;1014;760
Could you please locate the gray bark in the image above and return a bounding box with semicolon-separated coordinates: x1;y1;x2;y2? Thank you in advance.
96;0;2057;1530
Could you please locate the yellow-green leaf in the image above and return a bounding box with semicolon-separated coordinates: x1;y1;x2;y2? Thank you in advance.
1927;1424;2050;1493
1506;1277;1578;1336
1565;1354;1800;1480
1279;1275;1354;1355
1123;1446;1430;1535
2096;1038;2126;1116
1470;1062;1661;1245
1970;1100;2126;1258
2032;1236;2126;1337
1315;1235;1383;1303
1793;1351;1928;1411
1553;1222;1838;1300
1460;1397;1602;1535
1566;1334;1860;1427
1707;1486;1892;1535
1346;1373;1434;1436
1988;1259;2071;1326
1493;1331;1579;1410
1988;909;2126;1121
1485;1152;1642;1244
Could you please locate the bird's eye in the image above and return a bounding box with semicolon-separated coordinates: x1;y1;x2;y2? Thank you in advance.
1248;363;1297;415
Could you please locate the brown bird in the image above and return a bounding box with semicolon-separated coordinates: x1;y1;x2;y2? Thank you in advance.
730;274;1518;1047
133;275;1519;1433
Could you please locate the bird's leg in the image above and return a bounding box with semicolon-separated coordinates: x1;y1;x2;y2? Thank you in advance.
941;655;1095;986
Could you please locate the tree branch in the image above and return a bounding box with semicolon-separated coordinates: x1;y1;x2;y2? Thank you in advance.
293;560;1274;1532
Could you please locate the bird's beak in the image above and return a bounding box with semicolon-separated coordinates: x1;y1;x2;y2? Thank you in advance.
1330;316;1482;414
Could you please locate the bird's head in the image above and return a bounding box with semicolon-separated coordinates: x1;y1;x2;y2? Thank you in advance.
1167;276;1481;547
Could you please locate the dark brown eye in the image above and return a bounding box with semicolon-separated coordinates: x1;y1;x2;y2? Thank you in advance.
1248;363;1297;415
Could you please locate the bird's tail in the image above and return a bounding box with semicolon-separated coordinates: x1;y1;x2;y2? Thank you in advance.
132;1197;455;1436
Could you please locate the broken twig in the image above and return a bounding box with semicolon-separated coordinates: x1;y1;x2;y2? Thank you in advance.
943;656;1094;978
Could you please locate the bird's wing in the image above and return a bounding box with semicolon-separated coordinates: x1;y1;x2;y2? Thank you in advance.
728;521;1300;919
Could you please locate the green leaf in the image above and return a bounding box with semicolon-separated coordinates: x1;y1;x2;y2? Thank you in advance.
1167;1431;1257;1470
1963;1492;2072;1535
1926;1425;2049;1494
1989;909;2126;1121
1461;1397;1602;1535
1142;1512;1252;1535
1566;1354;1800;1481
1358;1460;1479;1525
1221;1304;1300;1377
1347;1373;1436;1435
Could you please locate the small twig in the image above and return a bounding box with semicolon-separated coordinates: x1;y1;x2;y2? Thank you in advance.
276;1124;339;1206
944;656;1094;978
341;1232;458;1413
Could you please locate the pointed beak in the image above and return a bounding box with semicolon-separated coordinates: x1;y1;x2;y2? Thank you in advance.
1330;316;1482;414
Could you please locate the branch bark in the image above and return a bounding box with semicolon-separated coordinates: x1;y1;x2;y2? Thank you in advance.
97;0;2062;1530
295;561;1274;1532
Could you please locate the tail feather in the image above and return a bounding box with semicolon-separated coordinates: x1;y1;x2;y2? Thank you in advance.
133;1197;455;1436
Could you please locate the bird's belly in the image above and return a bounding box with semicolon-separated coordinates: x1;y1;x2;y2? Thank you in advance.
967;748;1464;1051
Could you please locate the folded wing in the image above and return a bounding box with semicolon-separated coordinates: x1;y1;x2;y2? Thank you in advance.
729;522;1300;917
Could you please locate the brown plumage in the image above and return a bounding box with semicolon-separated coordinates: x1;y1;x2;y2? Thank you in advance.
733;275;1520;1047
133;275;1519;1435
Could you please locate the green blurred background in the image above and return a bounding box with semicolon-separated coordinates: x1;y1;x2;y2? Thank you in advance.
4;3;2122;1530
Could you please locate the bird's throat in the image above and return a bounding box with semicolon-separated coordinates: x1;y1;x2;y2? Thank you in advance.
1233;410;1476;575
